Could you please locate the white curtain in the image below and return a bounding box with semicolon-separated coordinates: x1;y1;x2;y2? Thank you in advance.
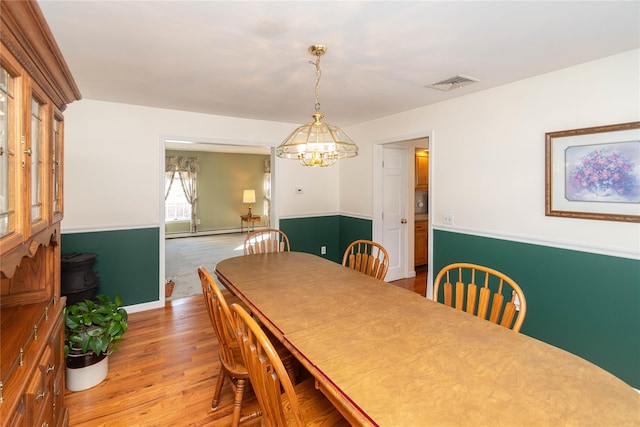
165;156;199;232
263;159;271;227
164;157;176;201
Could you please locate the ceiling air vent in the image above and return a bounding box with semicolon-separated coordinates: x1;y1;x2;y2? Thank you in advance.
428;74;479;91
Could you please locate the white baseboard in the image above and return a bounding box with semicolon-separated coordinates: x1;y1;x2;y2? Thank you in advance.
165;229;243;239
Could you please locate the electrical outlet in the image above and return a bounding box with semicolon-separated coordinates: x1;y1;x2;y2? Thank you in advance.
443;213;454;225
321;246;327;255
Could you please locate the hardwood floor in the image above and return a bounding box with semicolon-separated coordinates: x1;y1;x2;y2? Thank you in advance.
64;270;427;426
390;265;427;297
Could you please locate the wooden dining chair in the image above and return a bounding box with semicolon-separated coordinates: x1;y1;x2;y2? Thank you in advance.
198;267;260;426
230;303;350;427
342;239;389;280
432;263;527;332
244;228;290;255
198;267;298;426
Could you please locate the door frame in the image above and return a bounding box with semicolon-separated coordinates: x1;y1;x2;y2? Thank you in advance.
373;133;431;282
159;137;276;301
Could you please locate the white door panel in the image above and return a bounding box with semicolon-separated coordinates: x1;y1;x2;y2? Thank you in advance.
382;147;407;281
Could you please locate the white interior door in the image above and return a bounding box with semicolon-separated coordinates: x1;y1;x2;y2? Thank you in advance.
382;147;408;281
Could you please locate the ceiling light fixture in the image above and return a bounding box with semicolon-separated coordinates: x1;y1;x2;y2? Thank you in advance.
276;45;358;167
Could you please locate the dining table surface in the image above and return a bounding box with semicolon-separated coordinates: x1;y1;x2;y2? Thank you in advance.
214;251;640;426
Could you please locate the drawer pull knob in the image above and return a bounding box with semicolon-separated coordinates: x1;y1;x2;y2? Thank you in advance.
36;390;46;401
46;364;55;373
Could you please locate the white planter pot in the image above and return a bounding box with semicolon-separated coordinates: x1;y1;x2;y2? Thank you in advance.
66;354;109;392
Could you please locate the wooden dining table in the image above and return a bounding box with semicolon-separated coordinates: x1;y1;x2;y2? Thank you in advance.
215;251;640;426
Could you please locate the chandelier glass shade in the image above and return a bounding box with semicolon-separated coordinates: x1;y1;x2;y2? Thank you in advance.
276;45;358;167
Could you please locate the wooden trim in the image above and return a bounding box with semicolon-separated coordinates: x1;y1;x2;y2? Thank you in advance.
0;0;81;110
0;222;59;280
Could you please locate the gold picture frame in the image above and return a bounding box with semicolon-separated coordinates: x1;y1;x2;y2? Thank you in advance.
545;122;640;223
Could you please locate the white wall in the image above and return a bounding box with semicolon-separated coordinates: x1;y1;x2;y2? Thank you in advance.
63;50;639;259
344;50;640;258
337;133;374;219
62;100;341;232
277;156;340;218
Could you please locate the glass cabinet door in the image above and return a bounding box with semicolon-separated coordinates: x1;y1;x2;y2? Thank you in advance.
30;96;43;224
0;65;15;238
27;84;50;236
52;114;63;221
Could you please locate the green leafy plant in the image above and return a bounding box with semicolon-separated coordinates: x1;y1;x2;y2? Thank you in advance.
64;294;128;358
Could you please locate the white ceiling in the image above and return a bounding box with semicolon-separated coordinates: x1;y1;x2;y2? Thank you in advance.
39;1;639;131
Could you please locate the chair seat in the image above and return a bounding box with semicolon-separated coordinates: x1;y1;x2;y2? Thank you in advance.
220;344;249;376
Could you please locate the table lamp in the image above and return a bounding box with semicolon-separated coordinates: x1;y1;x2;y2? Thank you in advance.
243;189;256;217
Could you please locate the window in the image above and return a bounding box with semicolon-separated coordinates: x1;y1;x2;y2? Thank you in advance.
165;172;191;221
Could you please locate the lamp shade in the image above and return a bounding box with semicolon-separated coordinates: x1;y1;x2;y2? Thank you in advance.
277;113;358;167
242;190;256;204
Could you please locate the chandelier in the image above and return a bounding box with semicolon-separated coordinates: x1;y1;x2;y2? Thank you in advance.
276;45;358;167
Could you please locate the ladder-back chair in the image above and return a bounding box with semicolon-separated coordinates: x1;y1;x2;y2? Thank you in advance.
432;263;527;332
342;239;390;280
244;228;290;255
230;304;350;427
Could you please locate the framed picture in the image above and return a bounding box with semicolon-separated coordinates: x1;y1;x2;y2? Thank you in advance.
545;122;640;223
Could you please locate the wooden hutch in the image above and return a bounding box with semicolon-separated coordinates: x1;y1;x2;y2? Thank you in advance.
1;1;81;425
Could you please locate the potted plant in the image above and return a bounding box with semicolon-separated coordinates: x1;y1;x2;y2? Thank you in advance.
64;294;128;391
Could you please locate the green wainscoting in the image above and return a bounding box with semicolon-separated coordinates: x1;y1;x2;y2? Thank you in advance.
433;229;640;388
61;228;160;306
280;215;372;263
338;216;373;258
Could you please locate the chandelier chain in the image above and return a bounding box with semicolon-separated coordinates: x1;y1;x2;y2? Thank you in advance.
310;54;322;113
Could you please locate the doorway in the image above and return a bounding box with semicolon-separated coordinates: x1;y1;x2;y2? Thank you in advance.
373;136;429;283
161;139;273;299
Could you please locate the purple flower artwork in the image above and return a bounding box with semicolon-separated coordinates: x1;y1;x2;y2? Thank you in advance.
565;141;640;203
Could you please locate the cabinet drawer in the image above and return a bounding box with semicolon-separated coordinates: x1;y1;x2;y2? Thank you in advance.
25;345;54;426
7;396;26;427
30;391;53;427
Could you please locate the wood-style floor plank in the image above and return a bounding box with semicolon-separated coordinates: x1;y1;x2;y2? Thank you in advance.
65;295;262;426
64;272;426;426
